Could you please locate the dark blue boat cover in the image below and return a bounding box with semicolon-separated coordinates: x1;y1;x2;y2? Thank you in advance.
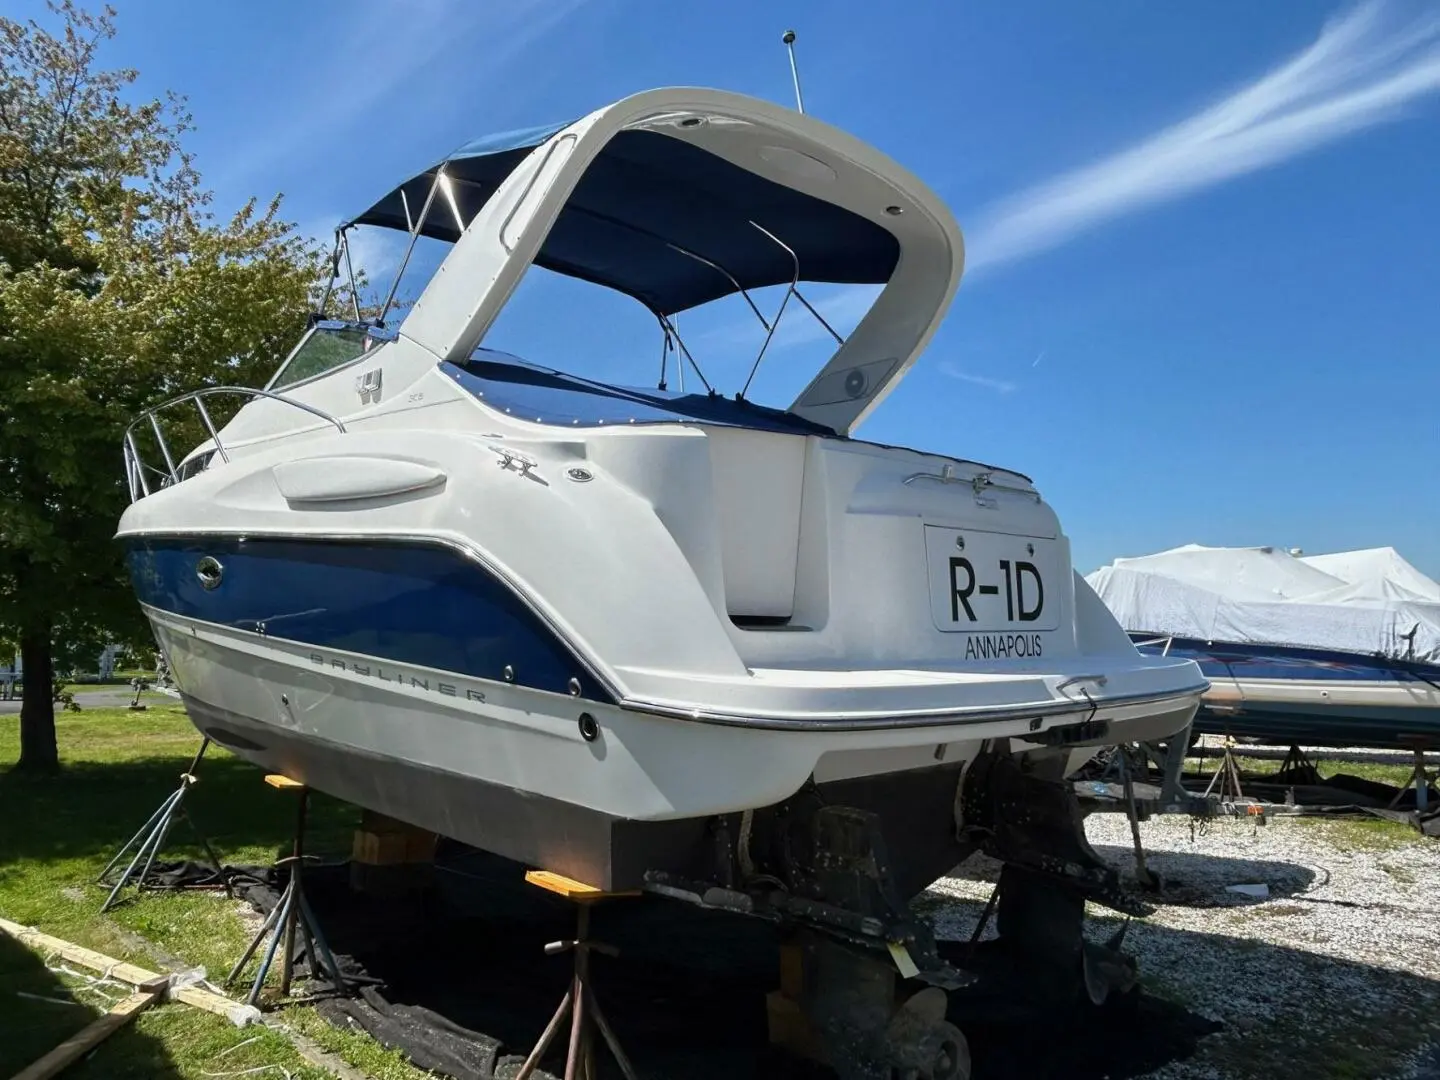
346;123;899;316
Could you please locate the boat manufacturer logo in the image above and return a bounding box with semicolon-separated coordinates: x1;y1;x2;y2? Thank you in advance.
307;652;488;704
355;369;383;404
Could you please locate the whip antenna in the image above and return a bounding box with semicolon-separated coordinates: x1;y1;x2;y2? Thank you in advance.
782;29;805;113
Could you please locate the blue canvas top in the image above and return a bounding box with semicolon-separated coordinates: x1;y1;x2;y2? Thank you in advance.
346;123;900;316
440;351;835;436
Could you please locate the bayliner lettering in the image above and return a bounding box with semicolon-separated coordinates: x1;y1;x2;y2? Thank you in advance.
963;633;1044;660
948;557;1044;623
309;653;485;702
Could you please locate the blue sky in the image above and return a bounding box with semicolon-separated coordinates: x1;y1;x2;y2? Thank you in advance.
40;0;1440;576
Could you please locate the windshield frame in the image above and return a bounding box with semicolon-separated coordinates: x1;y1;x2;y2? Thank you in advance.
264;319;397;393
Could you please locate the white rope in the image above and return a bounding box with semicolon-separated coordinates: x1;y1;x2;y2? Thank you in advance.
212;1036;263;1060
44;961;130;1005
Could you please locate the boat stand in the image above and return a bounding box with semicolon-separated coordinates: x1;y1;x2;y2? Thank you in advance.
1117;749;1160;889
1389;737;1436;813
1276;744;1319;777
96;737;227;913
224;776;347;1008
514;870;641;1080
1201;736;1247;803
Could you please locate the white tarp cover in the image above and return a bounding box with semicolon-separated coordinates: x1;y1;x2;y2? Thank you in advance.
1086;545;1440;662
1301;547;1440;603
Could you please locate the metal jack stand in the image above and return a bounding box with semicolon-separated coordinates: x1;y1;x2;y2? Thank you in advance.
225;776;347;1008
1118;749;1161;890
969;880;1001;944
1390;737;1436;813
97;737;226;913
1276;744;1317;776
515;871;641;1080
1202;735;1247;803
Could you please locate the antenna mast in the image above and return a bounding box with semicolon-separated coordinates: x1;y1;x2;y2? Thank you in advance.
782;29;805;113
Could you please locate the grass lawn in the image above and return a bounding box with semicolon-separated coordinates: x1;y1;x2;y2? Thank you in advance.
1185;752;1420;789
0;705;429;1079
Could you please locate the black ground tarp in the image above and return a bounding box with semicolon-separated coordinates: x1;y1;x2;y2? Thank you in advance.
145;845;1221;1080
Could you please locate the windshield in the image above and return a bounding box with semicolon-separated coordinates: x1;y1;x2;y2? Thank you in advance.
270;322;389;389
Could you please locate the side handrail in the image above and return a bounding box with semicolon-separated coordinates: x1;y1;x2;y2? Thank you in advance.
124;386;347;501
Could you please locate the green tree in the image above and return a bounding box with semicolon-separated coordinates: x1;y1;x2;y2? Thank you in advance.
0;2;326;770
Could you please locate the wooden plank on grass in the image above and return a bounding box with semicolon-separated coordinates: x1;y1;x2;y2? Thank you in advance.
0;916;255;1025
0;917;158;986
8;980;166;1080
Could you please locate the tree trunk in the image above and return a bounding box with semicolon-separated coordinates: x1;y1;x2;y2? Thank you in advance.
17;618;58;772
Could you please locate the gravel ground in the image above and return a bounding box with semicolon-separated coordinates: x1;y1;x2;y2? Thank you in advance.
925;812;1440;1080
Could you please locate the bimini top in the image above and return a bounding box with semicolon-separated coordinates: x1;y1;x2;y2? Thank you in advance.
345;120;900;316
366;88;965;436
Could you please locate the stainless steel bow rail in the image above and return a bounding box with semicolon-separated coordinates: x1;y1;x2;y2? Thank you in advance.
124;386;347;501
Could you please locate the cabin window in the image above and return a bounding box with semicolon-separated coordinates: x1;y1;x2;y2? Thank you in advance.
270;322;383;389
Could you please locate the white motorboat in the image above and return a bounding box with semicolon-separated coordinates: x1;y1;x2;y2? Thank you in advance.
1090;545;1440;750
119;88;1205;1073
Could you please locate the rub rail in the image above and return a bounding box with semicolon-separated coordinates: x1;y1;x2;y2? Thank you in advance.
123;386;346;502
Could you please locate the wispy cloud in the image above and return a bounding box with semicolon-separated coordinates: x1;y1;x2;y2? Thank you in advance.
691;283;882;353
938;361;1017;394
215;0;590;191
965;1;1440;272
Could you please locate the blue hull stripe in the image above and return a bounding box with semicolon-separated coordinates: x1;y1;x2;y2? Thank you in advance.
1191;705;1440;750
1129;634;1440;747
1131;634;1440;684
123;537;612;702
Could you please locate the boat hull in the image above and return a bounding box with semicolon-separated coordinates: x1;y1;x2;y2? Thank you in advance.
177;692;991;898
1132;635;1440;750
146;599;1198;892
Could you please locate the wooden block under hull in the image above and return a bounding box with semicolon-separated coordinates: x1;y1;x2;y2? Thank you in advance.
352;809;439;866
349;860;435;897
350;808;439;896
766;990;827;1066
